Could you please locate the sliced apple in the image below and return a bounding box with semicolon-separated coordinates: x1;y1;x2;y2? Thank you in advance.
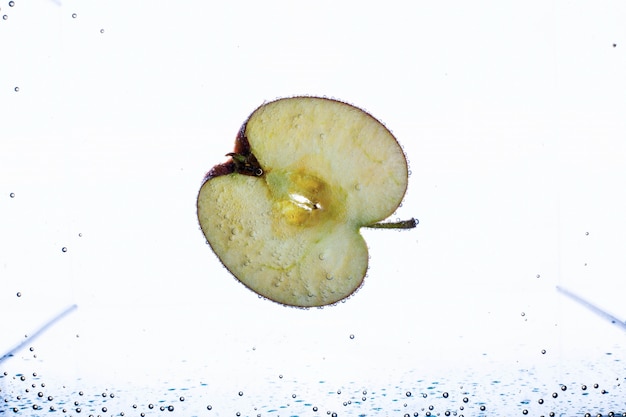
197;97;414;307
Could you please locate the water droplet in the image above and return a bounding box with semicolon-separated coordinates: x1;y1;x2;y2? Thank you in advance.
9;192;15;198
72;13;77;18
61;247;67;252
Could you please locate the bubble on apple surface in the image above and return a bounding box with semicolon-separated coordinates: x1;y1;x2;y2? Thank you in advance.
197;96;416;307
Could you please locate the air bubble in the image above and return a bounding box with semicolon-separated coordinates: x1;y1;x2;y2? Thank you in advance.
443;392;448;398
16;292;21;297
100;28;104;33
406;391;412;397
13;86;19;91
355;183;361;191
9;1;15;6
561;385;567;391
207;405;212;410
585;231;589;236
238;391;243;396
349;334;355;339
10;192;15;198
541;349;546;354
3;15;8;20
61;247;67;252
319;253;325;260
538;398;544;404
72;13;77;18
552;392;558;398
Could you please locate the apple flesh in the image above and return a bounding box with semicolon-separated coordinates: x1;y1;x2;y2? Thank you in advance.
197;97;414;307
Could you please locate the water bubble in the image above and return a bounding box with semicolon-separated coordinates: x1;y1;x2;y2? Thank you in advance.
10;192;15;198
61;247;67;252
72;13;77;18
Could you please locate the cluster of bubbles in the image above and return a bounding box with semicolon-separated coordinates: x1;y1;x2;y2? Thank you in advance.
2;362;625;417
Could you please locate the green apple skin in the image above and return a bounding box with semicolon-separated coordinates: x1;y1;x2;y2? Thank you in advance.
197;97;409;307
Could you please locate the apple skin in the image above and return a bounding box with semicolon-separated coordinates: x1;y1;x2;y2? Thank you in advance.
197;97;409;307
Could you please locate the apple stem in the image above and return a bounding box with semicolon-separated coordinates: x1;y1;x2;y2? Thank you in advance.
364;218;418;229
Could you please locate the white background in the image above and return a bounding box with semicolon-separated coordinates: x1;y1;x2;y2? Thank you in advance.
1;1;626;415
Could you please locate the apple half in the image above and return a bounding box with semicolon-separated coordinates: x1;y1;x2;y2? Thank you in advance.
197;97;415;307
